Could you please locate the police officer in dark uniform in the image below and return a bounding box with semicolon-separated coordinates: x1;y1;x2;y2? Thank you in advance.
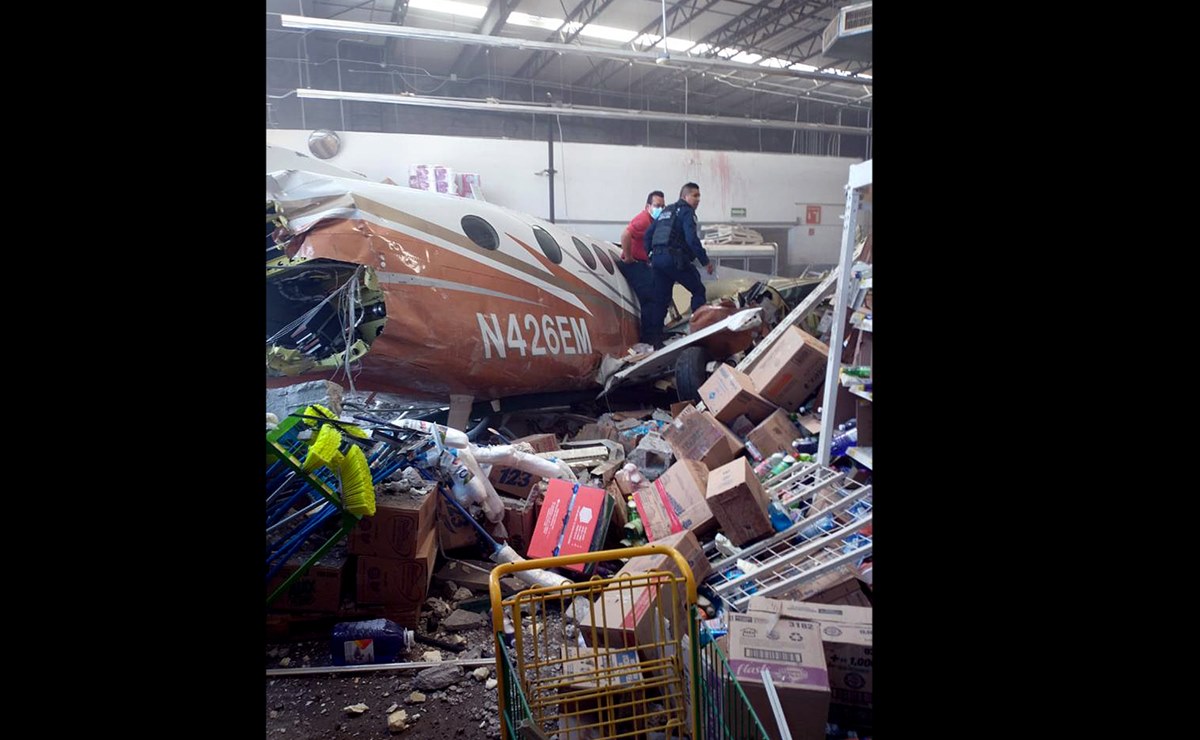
641;182;715;346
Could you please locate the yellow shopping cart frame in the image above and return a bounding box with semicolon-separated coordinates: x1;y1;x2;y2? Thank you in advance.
489;545;769;739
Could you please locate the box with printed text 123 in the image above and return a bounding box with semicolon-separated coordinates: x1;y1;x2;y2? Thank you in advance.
526;479;613;575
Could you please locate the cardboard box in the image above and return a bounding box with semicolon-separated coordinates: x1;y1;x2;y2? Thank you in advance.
500;495;536;556
748;326;830;410
527;479;613;574
560;646;644;691
488;434;561;498
349;489;437;559
706;458;772;546
619;529;711;586
809;575;873;608
584;534;706;676
669;401;693;419
746;598;872;625
775;563;873;606
746;408;802;459
437;491;482;552
698;365;778;425
558;647;651;734
355;528;437;606
746;599;873;709
632;459;716;542
661;406;744;470
726;613;831;740
266;553;348;613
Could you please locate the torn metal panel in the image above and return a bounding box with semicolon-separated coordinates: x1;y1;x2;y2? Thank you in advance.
599;308;764;397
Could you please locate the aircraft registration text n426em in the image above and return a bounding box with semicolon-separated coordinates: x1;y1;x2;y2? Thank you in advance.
476;313;593;359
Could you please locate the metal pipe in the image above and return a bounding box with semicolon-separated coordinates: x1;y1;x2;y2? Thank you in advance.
547;118;555;223
266;657;494;677
296;89;871;136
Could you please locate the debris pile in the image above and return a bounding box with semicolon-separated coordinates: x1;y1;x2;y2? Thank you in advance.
267;275;874;738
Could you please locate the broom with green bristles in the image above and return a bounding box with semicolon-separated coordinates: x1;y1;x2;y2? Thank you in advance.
266;424;377;607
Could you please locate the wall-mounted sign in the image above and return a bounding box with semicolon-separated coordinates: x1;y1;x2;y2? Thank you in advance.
731;207;746;218
806;205;821;224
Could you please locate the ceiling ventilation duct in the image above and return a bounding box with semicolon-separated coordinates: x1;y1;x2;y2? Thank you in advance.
821;2;872;62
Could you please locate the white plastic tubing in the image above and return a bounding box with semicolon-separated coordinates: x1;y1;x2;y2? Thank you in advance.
470;444;578;483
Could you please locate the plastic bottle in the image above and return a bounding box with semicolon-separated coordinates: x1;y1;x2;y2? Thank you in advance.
768;500;792;532
330;619;414;665
793;437;818;455
768;454;796;478
798;514;837;541
753;452;785;478
829;428;859;457
842;366;871;378
842;532;870;554
837;419;857;433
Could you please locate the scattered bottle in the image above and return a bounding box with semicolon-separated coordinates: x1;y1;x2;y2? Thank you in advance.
767;454;796;478
753;452;786;478
793;437;819;455
838;419;857;432
768;500;792;532
829;428;859;457
798;514;837;541
842;366;872;378
842;532;871;555
330;619;414;666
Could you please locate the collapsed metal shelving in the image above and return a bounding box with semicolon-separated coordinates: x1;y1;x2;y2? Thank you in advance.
703;462;872;613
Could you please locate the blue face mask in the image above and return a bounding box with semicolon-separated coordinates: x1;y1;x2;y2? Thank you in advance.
650;206;663;219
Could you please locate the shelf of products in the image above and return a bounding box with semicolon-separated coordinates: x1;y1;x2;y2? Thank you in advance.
817;159;872;467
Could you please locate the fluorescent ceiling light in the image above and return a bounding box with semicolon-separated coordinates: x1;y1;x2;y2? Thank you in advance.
758;57;793;68
576;23;638;43
730;51;762;64
507;11;564;32
408;0;487;19
295;88;872;136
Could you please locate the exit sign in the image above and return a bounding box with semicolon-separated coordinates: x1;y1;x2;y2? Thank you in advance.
731;207;746;217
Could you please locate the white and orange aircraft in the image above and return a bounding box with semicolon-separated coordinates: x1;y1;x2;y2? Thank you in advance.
266;148;808;407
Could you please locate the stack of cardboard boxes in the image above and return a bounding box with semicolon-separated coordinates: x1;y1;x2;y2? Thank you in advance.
746;597;873;730
647;330;829;551
348;488;439;628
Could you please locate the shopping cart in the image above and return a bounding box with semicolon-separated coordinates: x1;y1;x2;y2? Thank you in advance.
489;545;770;739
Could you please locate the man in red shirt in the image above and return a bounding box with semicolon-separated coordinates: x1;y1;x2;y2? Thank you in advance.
618;190;665;343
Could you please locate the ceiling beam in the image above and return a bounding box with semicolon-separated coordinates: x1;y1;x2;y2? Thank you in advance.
279;14;868;87
692;0;825;59
570;0;720;91
450;0;517;76
512;0;617;80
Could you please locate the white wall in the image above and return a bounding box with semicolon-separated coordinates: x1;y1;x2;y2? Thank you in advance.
266;130;859;244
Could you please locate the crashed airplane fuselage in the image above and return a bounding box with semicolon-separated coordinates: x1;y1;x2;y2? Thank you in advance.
267;169;641;401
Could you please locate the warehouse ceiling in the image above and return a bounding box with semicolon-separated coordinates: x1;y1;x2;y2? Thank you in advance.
267;0;872;156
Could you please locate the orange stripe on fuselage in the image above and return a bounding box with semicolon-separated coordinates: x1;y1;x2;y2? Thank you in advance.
287;219;639;399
